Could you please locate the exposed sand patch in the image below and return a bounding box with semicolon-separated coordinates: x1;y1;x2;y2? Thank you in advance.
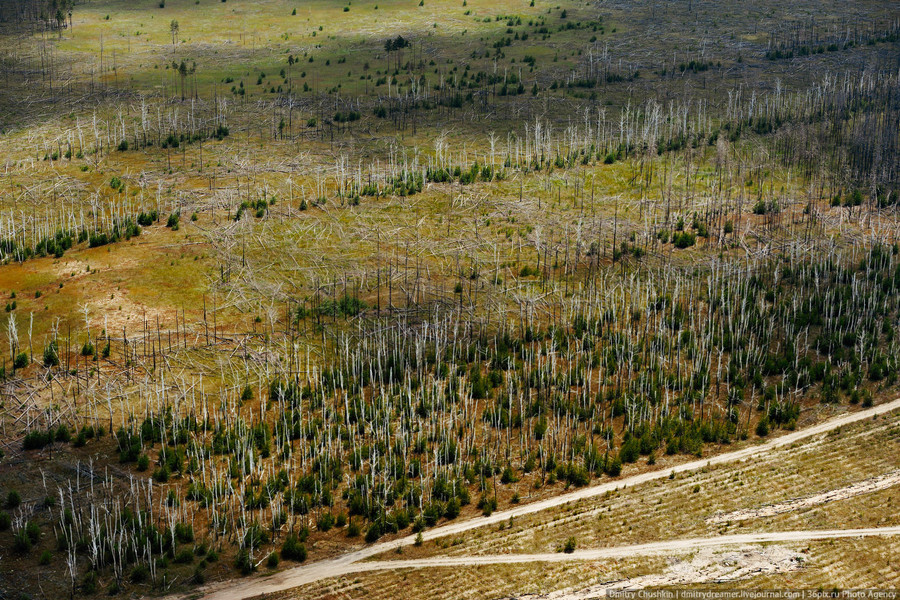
707;469;900;525
507;546;805;599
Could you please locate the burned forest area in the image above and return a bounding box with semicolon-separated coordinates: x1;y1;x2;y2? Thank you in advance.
0;0;899;597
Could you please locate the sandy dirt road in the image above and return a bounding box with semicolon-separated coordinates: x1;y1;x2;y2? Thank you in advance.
184;397;900;600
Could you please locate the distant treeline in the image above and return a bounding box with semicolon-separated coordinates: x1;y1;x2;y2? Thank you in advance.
0;0;74;28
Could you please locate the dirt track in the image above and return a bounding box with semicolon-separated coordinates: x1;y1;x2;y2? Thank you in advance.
185;397;900;600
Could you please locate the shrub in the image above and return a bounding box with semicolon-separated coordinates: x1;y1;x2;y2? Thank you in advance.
605;456;622;477
235;549;255;575
192;565;206;584
365;523;382;543
14;529;32;553
42;341;59;367
137;210;158;226
618;438;640;463
23;430;51;450
25;521;40;544
7;490;21;508
175;549;194;564
281;534;307;561
152;465;170;482
478;495;497;516
346;520;361;538
174;522;194;544
500;465;519;484
130;565;149;583
82;572;97;594
563;536;577;553
317;295;368;318
444;497;461;519
672;231;696;249
55;425;70;443
316;511;334;532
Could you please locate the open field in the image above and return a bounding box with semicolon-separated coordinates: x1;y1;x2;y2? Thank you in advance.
0;0;898;597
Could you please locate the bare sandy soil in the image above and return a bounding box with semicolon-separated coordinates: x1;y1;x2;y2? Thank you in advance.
707;469;900;525
507;546;807;598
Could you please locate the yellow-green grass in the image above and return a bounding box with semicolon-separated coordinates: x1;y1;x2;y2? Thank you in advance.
44;0;606;101
0;223;218;349
0;133;858;355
